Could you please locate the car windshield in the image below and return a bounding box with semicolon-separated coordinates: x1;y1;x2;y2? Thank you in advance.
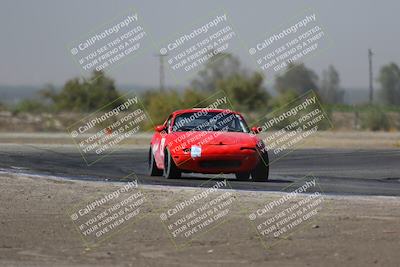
172;111;249;132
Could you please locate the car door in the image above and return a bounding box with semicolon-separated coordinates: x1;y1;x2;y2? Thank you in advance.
153;114;172;168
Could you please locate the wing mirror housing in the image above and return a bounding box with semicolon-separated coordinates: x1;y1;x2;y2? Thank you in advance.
251;126;262;134
155;125;166;132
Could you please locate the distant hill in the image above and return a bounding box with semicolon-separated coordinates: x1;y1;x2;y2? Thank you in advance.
342;88;384;105
0;85;52;104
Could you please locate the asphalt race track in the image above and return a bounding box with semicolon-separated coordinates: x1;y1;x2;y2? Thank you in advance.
1;144;400;196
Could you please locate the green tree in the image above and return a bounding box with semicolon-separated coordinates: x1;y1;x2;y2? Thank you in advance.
216;72;270;112
361;106;390;131
320;65;343;104
182;88;207;107
13;99;48;114
42;71;123;112
275;63;319;95
142;88;207;126
190;52;270;112
268;89;300;111
266;89;300;129
85;71;122;110
142;90;183;126
0;102;7;111
378;62;400;105
191;52;242;92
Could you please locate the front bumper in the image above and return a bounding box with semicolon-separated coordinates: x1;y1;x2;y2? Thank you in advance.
171;145;259;174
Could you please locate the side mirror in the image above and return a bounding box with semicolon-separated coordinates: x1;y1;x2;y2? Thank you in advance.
251;126;262;134
155;125;166;132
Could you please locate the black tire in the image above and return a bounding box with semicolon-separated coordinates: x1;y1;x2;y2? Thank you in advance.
163;149;181;179
251;151;269;182
235;172;250;181
148;147;163;176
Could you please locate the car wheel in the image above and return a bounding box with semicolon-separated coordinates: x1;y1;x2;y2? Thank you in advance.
148;147;162;176
163;149;181;179
235;172;250;181
251;151;269;182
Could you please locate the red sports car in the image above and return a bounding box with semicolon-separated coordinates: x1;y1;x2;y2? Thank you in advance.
148;108;269;181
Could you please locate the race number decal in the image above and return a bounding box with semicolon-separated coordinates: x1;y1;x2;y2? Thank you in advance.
191;145;202;158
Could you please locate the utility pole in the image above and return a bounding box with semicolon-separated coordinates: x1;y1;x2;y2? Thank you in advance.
155;53;167;91
368;49;374;104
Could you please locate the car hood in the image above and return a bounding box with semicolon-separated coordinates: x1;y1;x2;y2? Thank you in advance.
168;131;258;147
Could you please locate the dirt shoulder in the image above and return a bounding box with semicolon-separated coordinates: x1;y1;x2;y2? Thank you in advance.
0;172;399;267
0;131;399;148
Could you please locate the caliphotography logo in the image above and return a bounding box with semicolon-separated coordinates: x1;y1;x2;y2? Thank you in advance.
245;8;333;83
67;173;152;248
156;10;240;84
158;175;238;250
246;175;325;249
251;89;333;167
67;91;153;165
67;7;151;84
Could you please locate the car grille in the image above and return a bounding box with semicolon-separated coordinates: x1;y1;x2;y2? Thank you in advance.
199;160;241;168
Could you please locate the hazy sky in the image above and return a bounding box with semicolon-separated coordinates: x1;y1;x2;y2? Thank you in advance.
1;0;399;89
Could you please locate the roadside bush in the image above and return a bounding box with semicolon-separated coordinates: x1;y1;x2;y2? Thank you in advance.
141;89;207;128
0;102;7;111
13;99;49;114
360;107;390;131
42;71;123;112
